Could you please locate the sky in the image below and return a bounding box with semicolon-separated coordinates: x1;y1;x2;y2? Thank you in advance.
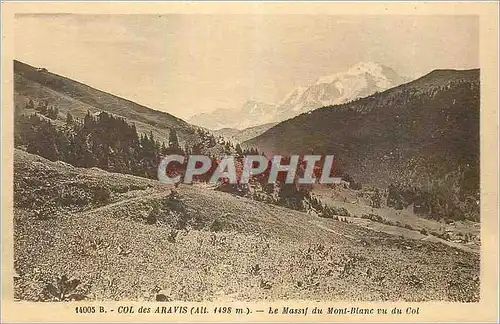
15;14;478;119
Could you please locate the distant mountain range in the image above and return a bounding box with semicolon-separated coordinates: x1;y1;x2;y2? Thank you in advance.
245;68;480;195
188;62;409;130
14;60;201;146
188;100;277;131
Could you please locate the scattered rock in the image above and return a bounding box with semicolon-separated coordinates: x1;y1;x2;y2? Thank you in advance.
260;279;272;290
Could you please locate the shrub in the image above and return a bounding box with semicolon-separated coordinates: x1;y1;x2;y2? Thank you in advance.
383;219;395;226
337;207;350;217
93;186;111;204
41;275;87;301
209;218;223;232
350;181;362;190
320;205;351;218
250;264;261;276
371;189;382;208
167;229;178;243
362;213;383;223
406;274;423;288
146;208;158;225
404;224;414;230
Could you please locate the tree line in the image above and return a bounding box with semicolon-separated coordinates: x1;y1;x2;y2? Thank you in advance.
15;98;365;218
15;108;262;181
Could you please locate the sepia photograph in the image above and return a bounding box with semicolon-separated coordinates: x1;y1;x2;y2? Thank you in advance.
1;2;499;323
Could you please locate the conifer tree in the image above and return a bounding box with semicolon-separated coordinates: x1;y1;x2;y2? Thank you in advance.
66;112;74;125
167;129;183;155
235;143;243;156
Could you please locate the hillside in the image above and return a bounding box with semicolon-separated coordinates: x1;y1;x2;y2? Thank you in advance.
13;150;479;302
245;69;480;220
188;62;407;129
213;122;278;143
13;60;199;145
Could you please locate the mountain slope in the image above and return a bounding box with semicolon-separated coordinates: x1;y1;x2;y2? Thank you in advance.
245;69;480;205
213;122;278;143
14;60;199;144
14;150;479;302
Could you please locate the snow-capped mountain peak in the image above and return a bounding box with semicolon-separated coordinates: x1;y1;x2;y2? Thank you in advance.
276;86;308;108
316;62;389;84
188;62;408;130
275;62;407;120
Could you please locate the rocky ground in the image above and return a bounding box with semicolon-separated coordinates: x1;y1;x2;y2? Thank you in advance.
13;150;480;302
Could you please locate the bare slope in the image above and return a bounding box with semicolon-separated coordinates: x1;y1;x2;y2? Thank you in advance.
245;69;479;191
13;150;479;302
213;122;278;143
14;60;199;145
310;185;480;253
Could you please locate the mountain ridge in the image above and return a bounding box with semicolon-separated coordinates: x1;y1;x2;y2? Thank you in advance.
188;100;276;131
245;68;480;203
14;60;199;145
213;122;279;143
274;62;408;120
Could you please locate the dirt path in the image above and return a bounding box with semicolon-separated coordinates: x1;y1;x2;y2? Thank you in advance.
72;185;478;254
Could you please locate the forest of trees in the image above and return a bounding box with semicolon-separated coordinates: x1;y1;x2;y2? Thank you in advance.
386;182;479;222
17;110;158;178
15;108;264;180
